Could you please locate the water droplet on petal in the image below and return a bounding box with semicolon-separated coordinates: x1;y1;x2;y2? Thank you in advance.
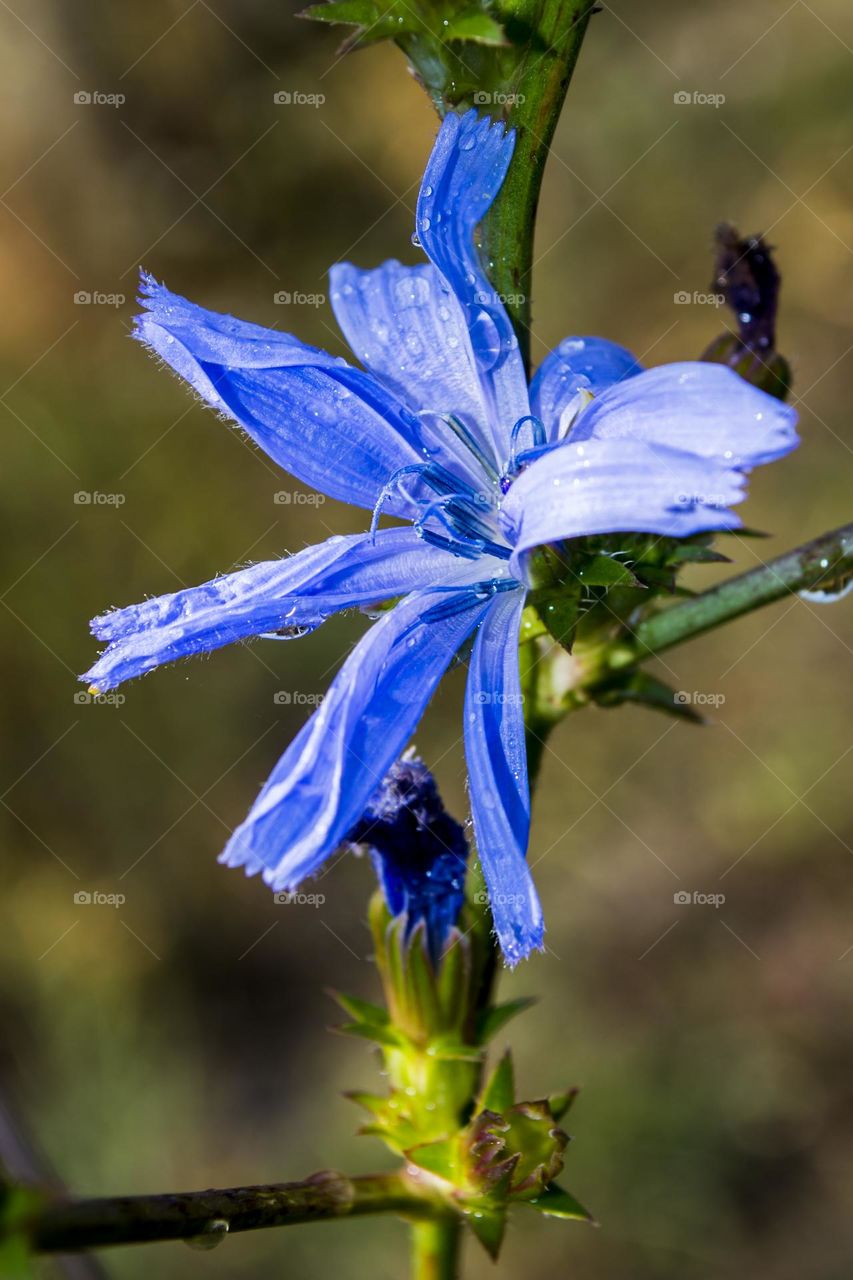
469;308;501;370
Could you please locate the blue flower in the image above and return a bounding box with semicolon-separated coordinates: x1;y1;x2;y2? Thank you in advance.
347;754;469;962
84;110;798;965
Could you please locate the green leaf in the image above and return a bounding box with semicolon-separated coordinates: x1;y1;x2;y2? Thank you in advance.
548;1087;579;1121
406;1137;457;1180
476;996;536;1043
403;922;441;1032
577;554;643;588
444;12;508;45
592;671;705;724
344;1090;389;1116
435;930;471;1032
329;991;389;1026
337;1021;404;1049
668;545;731;565
479;1051;515;1114
465;1205;507;1258
526;1182;594;1222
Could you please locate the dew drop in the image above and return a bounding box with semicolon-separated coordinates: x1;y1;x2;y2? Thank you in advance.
185;1220;229;1251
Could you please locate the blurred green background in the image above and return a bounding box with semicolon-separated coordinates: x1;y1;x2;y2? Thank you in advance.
1;1;851;1276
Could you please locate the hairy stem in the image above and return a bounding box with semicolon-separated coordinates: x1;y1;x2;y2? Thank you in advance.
25;1172;437;1254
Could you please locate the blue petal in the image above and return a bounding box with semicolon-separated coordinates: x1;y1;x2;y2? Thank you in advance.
219;578;494;887
531;336;643;441
416;111;529;464
330;260;496;484
464;588;543;965
572;361;799;467
500;437;747;582
84;528;459;691
135;273;425;512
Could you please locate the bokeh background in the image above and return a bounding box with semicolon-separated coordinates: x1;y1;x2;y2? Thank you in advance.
1;1;852;1276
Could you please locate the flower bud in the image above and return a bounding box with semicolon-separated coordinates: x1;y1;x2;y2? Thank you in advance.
701;222;791;401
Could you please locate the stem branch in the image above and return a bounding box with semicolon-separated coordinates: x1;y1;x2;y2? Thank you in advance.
25;1172;437;1254
632;523;853;660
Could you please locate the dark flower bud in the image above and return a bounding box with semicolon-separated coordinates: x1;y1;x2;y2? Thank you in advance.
347;754;468;960
701;222;791;401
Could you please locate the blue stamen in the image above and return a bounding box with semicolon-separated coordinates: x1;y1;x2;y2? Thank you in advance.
509;415;546;471
417;409;499;482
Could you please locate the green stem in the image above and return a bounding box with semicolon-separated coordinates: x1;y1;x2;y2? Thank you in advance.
22;1172;438;1254
480;0;597;369
632;522;853;660
411;1219;462;1280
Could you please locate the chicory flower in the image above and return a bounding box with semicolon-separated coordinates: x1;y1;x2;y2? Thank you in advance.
84;110;798;963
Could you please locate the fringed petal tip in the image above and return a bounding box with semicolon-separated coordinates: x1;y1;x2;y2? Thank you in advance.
498;925;545;969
